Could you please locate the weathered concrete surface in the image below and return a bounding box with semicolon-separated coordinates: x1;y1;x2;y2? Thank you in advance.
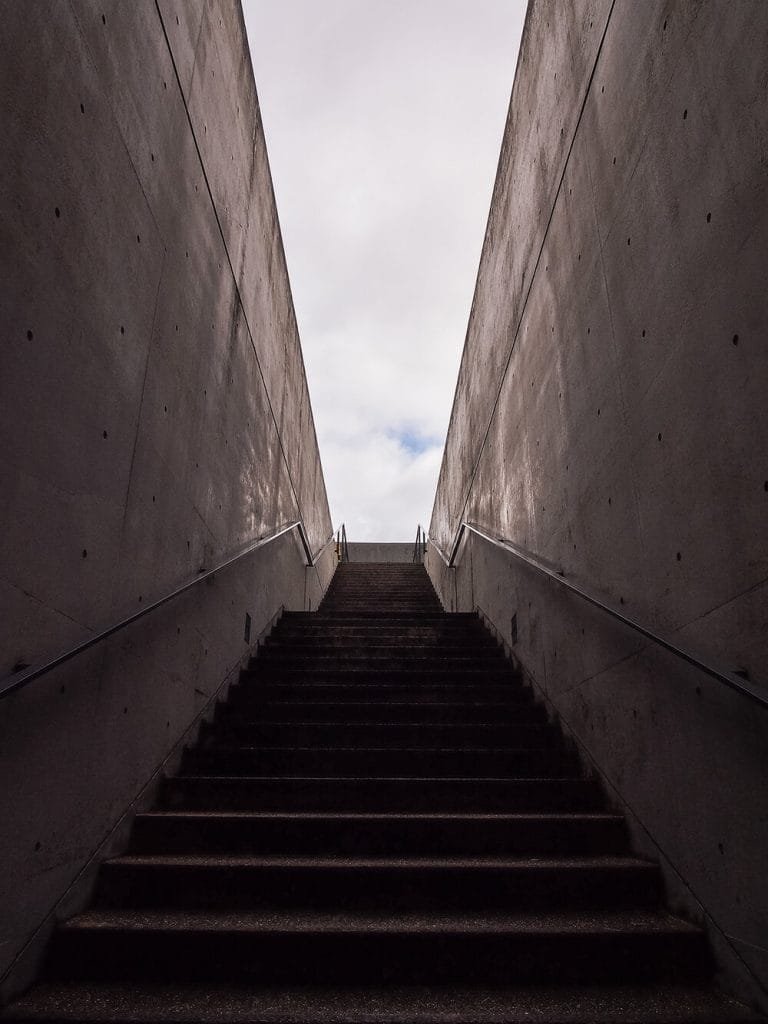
428;0;768;1010
0;0;333;986
347;543;416;563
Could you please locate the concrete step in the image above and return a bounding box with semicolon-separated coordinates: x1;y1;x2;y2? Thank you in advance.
265;634;497;647
322;588;439;597
255;648;506;665
282;612;475;623
96;854;661;911
159;776;605;813
4;982;759;1023
214;699;550;724
132;810;630;857
180;745;580;778
320;595;442;603
45;909;709;985
273;622;488;636
320;600;442;607
241;664;518;680
200;719;561;748
228;679;528;704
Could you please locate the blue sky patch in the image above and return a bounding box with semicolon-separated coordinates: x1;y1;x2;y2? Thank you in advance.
391;430;441;456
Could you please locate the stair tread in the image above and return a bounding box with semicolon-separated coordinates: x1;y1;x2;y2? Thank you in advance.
4;983;758;1023
259;651;502;656
107;854;652;869
213;721;552;729
62;908;698;935
250;701;526;706
194;745;560;754
139;811;622;820
169;774;590;784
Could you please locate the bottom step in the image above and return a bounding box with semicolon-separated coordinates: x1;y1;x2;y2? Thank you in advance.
3;983;759;1023
44;908;709;985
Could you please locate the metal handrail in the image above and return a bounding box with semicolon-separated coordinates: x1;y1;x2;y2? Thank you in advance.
413;524;426;563
313;529;338;563
431;520;768;710
336;523;349;563
0;519;331;701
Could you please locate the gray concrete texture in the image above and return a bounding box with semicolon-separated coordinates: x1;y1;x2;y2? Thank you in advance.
428;0;768;1009
0;0;333;984
347;543;418;563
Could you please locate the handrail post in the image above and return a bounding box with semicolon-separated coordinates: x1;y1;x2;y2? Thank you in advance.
447;522;466;567
413;524;426;563
296;522;315;567
341;523;349;563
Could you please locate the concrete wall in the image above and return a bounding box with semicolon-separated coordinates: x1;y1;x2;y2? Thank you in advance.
0;0;334;986
428;0;768;1010
347;543;417;563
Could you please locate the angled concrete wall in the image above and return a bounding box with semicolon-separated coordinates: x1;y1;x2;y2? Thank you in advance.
428;0;768;1010
0;0;333;987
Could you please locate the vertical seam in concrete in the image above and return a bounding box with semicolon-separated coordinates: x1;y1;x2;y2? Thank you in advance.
189;1;207;91
66;1;163;246
154;1;325;549
443;0;618;547
112;250;167;614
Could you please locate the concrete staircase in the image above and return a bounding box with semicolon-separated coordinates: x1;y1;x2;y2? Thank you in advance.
3;564;759;1021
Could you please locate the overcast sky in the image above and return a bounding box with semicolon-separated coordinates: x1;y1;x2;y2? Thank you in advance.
242;1;527;540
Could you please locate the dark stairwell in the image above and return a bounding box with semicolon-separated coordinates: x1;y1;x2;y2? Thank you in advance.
2;564;761;1022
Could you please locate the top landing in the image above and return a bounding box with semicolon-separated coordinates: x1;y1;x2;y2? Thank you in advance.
346;543;418;563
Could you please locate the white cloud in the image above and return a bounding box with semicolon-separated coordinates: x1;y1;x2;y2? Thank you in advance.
242;0;527;540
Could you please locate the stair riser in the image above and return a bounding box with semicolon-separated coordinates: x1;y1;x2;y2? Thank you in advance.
322;586;438;592
319;604;443;611
283;614;471;623
266;637;495;648
319;603;443;610
317;604;447;609
323;582;437;587
255;652;506;667
214;701;549;725
46;929;709;985
322;591;439;596
160;778;605;813
319;606;444;613
97;863;661;912
230;685;527;703
132;815;628;856
264;637;497;647
241;669;518;684
180;748;579;778
322;592;439;600
274;625;488;637
200;722;561;748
